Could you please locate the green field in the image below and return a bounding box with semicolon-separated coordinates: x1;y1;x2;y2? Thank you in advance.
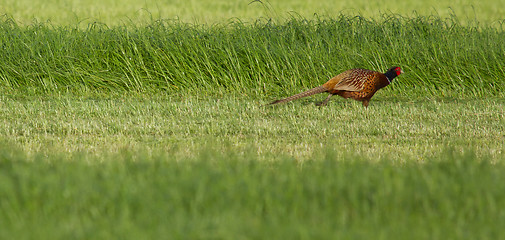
2;0;505;25
2;146;505;239
1;95;504;161
1;0;505;239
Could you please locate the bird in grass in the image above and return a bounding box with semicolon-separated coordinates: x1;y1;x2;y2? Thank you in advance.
267;66;403;107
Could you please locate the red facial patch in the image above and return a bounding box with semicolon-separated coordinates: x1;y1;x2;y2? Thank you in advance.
396;67;402;75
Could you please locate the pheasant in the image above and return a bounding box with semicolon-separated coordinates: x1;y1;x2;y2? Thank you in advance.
268;66;403;107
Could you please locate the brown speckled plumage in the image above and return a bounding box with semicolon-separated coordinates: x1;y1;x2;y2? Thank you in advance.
267;67;403;107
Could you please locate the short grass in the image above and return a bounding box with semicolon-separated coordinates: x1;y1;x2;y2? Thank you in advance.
1;95;504;162
1;133;505;239
1;0;505;26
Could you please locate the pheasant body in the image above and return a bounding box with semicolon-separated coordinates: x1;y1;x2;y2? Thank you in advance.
268;67;402;107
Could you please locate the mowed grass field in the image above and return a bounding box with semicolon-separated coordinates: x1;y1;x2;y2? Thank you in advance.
1;0;505;238
1;95;504;162
2;0;505;25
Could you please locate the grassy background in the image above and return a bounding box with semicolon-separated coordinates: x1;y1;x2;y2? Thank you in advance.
4;97;502;240
1;0;505;26
1;0;505;238
1;15;505;96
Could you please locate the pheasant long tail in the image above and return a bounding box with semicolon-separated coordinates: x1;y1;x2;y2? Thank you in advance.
267;86;328;105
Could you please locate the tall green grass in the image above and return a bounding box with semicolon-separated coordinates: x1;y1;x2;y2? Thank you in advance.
1;15;504;96
1;145;505;239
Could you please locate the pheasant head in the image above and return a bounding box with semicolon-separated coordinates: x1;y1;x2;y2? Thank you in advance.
384;66;403;82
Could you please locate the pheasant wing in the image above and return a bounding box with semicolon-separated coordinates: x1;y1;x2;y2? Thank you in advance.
332;69;376;92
